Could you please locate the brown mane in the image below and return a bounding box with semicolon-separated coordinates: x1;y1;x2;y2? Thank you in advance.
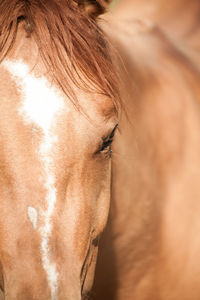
0;0;120;109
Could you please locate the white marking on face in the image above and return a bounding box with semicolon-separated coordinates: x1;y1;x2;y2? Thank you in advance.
3;60;69;300
27;206;38;230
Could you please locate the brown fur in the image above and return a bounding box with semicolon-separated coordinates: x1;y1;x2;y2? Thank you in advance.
0;1;119;299
0;0;120;109
111;0;200;50
2;0;200;299
75;0;111;18
93;4;200;300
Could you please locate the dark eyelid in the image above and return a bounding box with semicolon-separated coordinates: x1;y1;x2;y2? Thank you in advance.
99;124;118;152
103;124;118;142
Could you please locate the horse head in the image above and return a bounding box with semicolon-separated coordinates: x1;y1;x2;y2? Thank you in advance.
0;0;119;299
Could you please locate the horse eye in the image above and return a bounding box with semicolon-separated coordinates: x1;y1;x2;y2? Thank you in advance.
99;124;118;153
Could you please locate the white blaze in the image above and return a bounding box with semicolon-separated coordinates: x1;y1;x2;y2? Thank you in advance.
28;206;38;230
4;60;69;300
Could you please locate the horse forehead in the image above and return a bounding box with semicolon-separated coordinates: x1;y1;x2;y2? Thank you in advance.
2;59;114;131
3;59;70;131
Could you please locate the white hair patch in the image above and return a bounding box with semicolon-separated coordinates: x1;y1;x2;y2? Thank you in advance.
3;59;69;300
27;206;38;230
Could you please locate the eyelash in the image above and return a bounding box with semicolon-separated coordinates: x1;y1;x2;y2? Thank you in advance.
99;124;118;155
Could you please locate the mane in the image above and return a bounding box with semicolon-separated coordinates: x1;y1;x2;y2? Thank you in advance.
0;0;120;110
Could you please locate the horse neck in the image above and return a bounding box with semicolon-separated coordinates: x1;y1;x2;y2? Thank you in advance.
99;17;200;298
110;0;200;50
113;0;200;22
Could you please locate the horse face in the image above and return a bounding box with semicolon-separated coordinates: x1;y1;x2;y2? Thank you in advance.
0;60;117;299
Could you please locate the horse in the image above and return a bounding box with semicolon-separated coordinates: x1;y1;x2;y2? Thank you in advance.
92;2;200;300
0;0;120;299
1;0;200;299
